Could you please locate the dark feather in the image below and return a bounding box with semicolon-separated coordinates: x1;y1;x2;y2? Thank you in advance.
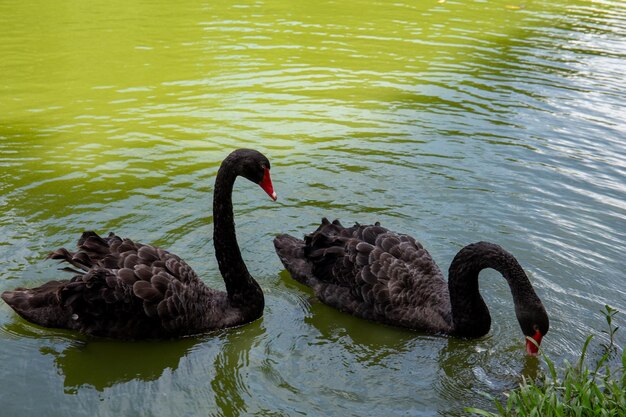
133;280;163;302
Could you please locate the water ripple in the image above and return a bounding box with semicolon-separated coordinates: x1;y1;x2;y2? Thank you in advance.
1;0;626;415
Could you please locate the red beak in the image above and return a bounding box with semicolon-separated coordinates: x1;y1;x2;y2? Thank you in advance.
259;167;277;201
526;329;543;356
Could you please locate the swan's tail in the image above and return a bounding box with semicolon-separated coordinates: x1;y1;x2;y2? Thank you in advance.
2;231;119;329
273;234;317;287
2;281;74;329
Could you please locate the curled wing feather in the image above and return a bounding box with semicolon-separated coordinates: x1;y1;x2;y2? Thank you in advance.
48;231;211;338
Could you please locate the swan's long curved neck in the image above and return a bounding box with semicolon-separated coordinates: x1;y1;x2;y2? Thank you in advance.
448;242;542;338
213;158;260;305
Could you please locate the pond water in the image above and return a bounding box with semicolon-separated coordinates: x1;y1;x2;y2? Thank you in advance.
1;0;625;415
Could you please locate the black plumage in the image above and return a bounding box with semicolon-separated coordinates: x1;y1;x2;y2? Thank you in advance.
274;218;549;353
2;148;277;339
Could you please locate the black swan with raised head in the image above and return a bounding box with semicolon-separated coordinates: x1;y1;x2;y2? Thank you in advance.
274;219;549;354
2;148;277;339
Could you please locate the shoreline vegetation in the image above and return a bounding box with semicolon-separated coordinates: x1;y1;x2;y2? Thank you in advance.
467;305;626;416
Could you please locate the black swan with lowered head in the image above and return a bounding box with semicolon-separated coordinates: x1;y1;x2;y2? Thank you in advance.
274;219;549;354
2;149;277;339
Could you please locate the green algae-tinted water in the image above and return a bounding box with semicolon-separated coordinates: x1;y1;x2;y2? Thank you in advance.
1;0;625;415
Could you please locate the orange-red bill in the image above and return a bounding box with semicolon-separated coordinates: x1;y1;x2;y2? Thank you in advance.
259;167;277;201
526;329;543;356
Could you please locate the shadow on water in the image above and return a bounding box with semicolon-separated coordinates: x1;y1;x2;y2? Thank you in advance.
279;268;436;364
305;301;419;363
3;313;269;415
3;318;200;393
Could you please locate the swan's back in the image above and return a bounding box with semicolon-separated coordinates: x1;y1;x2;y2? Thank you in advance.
2;231;229;338
274;219;453;333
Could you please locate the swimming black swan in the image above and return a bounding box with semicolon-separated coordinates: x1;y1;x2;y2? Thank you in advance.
274;219;549;354
2;148;277;339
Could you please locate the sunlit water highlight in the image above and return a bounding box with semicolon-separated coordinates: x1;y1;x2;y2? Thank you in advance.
1;0;625;415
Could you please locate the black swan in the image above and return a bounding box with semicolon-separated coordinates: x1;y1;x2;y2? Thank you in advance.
2;148;277;339
274;219;549;354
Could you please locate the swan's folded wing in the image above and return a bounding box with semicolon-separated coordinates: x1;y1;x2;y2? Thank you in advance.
54;264;222;338
303;223;398;310
57;267;146;337
305;222;452;329
305;220;388;286
46;231;207;337
307;222;424;291
49;231;202;283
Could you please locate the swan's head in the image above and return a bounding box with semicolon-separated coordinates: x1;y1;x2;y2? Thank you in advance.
230;148;277;201
519;306;549;356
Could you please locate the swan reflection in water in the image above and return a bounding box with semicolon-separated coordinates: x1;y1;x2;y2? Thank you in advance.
4;317;199;392
4;315;265;416
43;338;200;394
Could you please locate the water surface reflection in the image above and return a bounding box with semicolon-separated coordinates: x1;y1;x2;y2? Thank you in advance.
1;0;625;415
